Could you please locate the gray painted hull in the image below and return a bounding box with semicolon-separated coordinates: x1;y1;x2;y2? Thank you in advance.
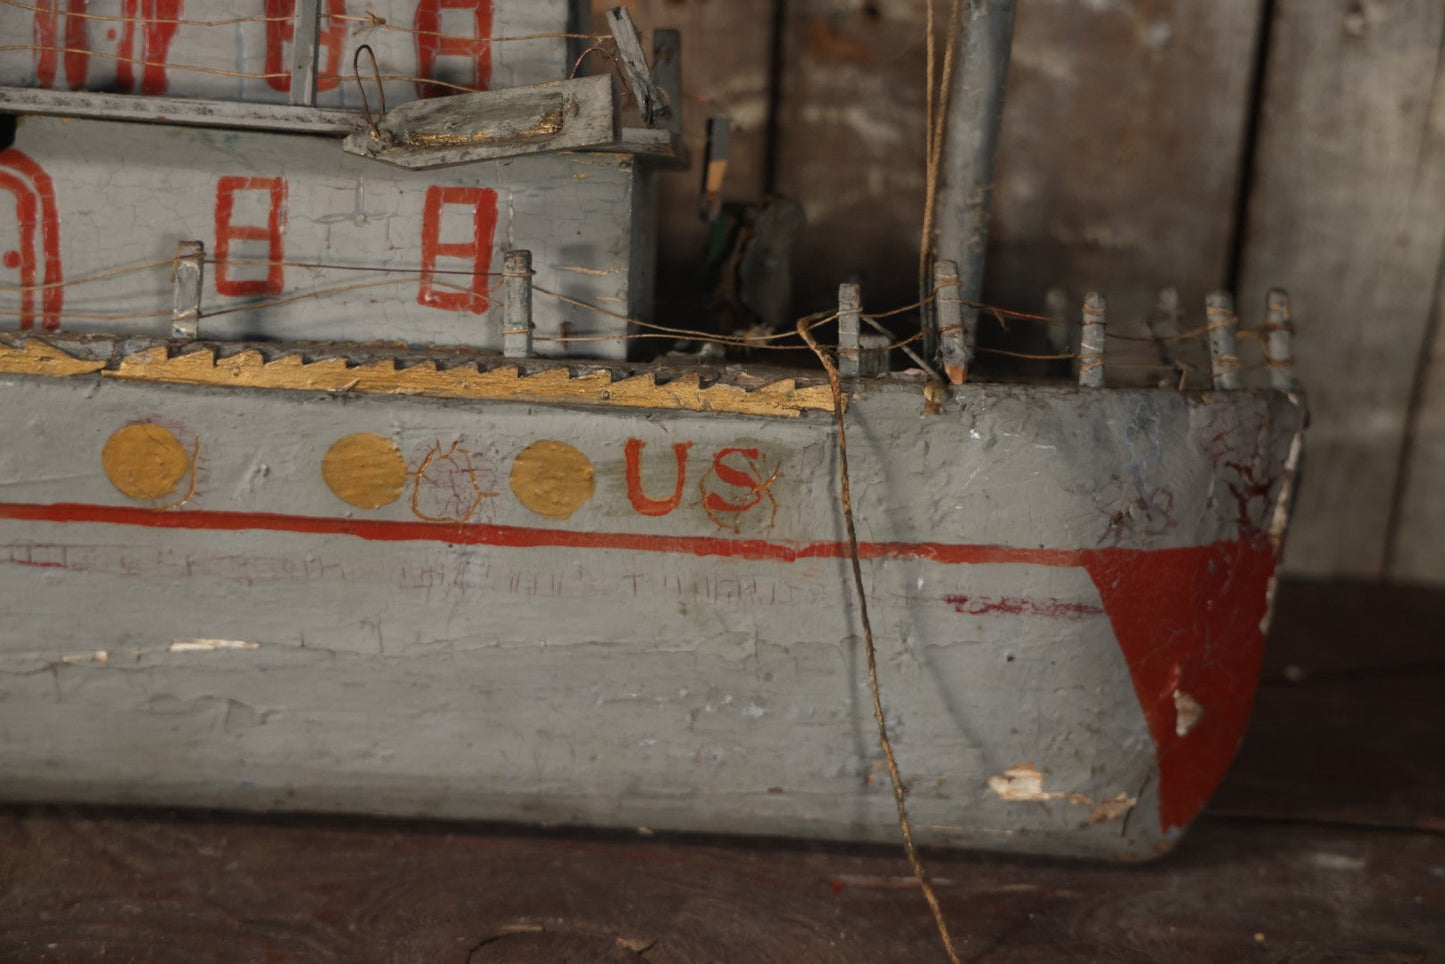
0;361;1305;859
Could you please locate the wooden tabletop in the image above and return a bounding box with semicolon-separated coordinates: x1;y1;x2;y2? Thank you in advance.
2;578;1441;963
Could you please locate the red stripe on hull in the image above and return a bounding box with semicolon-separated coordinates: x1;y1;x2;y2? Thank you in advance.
0;500;1276;832
0;501;1084;566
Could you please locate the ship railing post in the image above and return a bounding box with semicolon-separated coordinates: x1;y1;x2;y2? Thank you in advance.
935;259;969;384
171;240;204;340
289;0;321;107
1078;292;1106;387
1263;287;1296;392
1206;291;1242;390
837;282;861;379
503;249;534;358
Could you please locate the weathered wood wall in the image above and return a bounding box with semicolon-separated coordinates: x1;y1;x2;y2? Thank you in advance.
1240;0;1445;584
775;0;930;313
990;0;1263;330
590;0;778;316
620;0;1445;586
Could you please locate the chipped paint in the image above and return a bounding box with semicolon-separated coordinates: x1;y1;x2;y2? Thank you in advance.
168;639;260;653
0;372;1303;857
1267;425;1305;552
1086;793;1137;825
987;764;1138;823
1173;689;1204;737
59;650;107;665
988;764;1061;801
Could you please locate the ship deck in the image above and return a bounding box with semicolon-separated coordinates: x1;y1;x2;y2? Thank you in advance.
0;577;1438;962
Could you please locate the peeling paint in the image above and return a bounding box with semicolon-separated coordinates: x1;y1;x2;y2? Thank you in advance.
168;639;260;653
988;763;1058;801
987;764;1138;823
1086;793;1137;825
1173;689;1204;737
0;372;1301;856
59;650;107;665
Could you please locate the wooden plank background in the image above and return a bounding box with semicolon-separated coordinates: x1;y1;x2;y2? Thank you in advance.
613;0;1445;585
590;0;779;320
1239;0;1445;583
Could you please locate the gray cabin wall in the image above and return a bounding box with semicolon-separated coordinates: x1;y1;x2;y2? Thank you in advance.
618;0;1445;587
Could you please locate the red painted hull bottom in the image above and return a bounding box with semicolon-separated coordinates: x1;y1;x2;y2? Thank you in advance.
0;500;1277;836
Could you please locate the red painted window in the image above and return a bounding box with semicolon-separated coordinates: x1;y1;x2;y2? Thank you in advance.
413;0;493;98
0;150;64;331
418;186;497;314
35;0;180;95
33;0;90;91
263;0;348;93
214;177;287;297
114;0;181;96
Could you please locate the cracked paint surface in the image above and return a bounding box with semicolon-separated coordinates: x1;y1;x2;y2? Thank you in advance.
0;374;1304;857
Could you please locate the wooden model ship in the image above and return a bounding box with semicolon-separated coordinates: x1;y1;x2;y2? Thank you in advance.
0;0;1305;860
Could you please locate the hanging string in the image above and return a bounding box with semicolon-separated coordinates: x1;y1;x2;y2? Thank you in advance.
0;256;172;293
0;0;287;27
0;2;602;41
569;42;627;82
332;9;604;45
4;253;1269;382
0;44;286;81
797;316;965;964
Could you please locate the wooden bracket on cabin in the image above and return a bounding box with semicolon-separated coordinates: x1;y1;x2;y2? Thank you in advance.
606;6;668;129
589;27;689;167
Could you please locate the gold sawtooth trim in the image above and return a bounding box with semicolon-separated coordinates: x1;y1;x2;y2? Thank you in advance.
95;346;838;418
0;339;107;377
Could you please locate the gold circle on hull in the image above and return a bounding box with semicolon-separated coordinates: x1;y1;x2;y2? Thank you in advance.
510;440;595;520
323;433;408;509
102;422;192;501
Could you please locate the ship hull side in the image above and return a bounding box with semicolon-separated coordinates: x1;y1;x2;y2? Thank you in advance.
0;372;1304;858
